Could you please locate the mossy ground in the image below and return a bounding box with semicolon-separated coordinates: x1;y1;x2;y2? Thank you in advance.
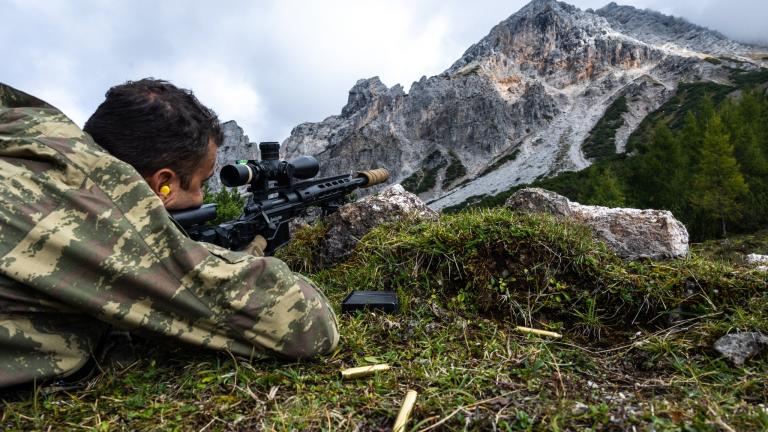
2;209;767;431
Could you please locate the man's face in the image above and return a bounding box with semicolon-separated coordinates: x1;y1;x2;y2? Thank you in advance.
164;138;217;210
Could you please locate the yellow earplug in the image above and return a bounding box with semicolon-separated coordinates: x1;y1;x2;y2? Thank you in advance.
160;185;171;196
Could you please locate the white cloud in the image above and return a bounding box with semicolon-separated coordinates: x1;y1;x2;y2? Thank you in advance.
33;85;89;126
266;0;454;90
1;0;765;142
151;60;267;141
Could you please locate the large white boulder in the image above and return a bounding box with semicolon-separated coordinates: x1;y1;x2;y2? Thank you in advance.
505;188;689;260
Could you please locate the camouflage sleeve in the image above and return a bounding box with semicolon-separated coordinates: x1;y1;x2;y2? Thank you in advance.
0;83;339;385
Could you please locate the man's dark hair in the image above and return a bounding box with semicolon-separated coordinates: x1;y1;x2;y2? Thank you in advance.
84;78;223;189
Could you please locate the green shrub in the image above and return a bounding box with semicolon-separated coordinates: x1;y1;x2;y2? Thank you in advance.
442;150;467;188
203;186;245;224
582;96;629;161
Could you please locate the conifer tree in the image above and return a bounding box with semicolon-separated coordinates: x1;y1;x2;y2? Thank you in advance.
690;114;749;237
728;92;768;230
633;123;688;215
588;166;626;207
679;111;702;168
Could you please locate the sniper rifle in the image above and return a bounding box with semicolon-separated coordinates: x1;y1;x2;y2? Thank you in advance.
170;141;389;255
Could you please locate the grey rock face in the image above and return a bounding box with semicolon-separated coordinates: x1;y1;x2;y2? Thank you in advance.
595;3;765;57
278;1;767;211
505;188;689;260
714;332;768;366
314;184;437;269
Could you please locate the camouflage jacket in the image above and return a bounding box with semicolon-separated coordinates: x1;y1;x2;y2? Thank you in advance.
0;83;339;387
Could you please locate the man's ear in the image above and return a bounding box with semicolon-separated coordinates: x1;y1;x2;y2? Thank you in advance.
144;168;180;203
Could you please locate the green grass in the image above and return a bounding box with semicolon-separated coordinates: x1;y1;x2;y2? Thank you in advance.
692;228;768;265
3;208;767;430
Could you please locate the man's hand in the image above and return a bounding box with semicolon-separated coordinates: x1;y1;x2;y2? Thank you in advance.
246;235;268;257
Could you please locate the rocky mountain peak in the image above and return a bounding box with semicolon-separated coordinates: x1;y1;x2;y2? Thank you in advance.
595;3;757;55
341;77;404;118
450;0;609;73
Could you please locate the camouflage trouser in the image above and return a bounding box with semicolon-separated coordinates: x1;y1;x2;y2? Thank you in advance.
0;314;107;387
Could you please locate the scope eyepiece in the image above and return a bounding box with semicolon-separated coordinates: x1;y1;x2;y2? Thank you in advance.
220;162;256;187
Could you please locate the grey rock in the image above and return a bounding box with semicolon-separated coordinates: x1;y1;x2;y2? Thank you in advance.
571;401;589;415
505;187;573;217
746;254;768;272
746;254;768;264
596;2;766;56
505;188;689;260
714;332;768;366
315;184;437;269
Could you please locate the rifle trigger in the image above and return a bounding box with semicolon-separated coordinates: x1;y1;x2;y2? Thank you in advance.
260;212;277;230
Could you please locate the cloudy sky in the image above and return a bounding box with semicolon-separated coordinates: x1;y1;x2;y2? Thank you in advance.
2;0;766;142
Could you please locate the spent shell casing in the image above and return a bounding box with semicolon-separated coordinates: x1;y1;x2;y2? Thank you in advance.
340;364;391;379
515;325;563;339
393;390;418;432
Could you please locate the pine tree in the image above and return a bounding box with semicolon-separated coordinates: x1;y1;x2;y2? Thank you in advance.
690;114;749;237
728;92;768;231
734;92;768;177
679;111;702;168
632;123;688;215
588;166;626;207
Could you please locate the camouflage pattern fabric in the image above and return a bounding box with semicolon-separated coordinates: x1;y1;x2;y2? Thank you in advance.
0;83;339;387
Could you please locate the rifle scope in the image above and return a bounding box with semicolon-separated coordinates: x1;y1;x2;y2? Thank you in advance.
220;141;320;187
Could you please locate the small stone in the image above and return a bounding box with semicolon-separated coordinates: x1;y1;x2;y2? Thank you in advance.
714;332;768;366
746;254;768;265
572;402;589;415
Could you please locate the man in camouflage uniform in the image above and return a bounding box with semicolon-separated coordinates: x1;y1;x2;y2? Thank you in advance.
0;80;339;388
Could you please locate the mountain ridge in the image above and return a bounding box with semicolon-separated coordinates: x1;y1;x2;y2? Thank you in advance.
276;0;767;209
